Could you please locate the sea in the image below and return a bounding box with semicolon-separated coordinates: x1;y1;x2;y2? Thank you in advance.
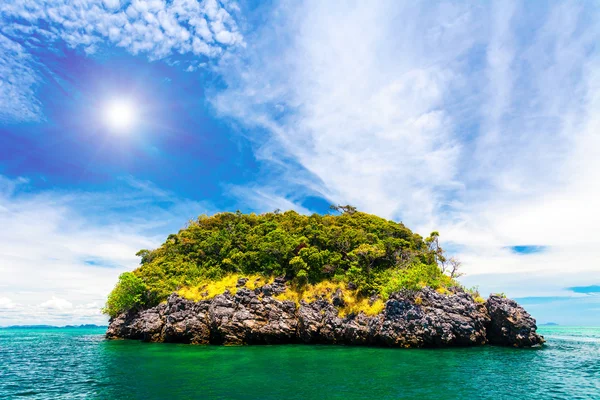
0;326;598;399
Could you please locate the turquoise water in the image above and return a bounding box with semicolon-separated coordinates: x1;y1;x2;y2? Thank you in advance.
0;327;598;399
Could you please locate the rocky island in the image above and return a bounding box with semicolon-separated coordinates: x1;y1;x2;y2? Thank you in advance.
105;208;544;348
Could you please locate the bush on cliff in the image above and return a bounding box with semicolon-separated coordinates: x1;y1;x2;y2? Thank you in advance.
103;209;458;316
103;272;148;318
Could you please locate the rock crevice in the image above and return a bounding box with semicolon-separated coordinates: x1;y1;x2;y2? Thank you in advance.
106;287;544;348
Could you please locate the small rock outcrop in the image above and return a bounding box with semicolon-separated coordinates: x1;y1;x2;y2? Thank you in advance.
486;295;544;347
106;285;544;348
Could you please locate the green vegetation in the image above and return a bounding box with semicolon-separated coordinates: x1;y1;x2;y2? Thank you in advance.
465;285;486;304
103;272;148;318
273;280;386;317
104;208;460;317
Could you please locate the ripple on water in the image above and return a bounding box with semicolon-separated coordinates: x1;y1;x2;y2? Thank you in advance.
0;327;599;399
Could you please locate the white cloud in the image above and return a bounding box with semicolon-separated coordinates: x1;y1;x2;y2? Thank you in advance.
0;0;245;121
212;0;600;307
0;175;213;326
40;297;73;310
0;297;16;309
2;0;246;56
0;34;43;122
227;185;311;215
213;1;476;224
103;0;121;11
0;298;106;325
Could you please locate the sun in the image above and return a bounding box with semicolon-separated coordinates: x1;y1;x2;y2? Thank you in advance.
103;99;137;132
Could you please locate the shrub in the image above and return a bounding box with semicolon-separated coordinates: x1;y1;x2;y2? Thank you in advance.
271;280;385;317
436;287;450;295
102;272;147;318
178;274;272;301
296;269;309;286
380;262;453;298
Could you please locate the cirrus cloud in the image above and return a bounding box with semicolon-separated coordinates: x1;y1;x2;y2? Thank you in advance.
211;0;600;324
0;0;245;122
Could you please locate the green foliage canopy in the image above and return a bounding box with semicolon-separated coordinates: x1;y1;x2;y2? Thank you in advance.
103;272;148;318
104;210;457;316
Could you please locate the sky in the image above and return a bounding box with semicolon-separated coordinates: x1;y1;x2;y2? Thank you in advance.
0;0;599;326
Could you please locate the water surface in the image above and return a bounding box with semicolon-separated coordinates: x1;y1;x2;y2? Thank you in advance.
1;326;598;399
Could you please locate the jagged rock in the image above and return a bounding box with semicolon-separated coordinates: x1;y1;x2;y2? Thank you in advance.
163;295;210;344
106;285;544;348
208;288;297;344
368;294;379;305
105;312;132;339
332;289;345;307
486;295;545;347
260;277;287;297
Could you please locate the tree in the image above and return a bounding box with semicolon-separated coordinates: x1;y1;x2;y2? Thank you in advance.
352;244;385;272
329;204;358;215
136;249;154;265
425;232;463;278
289;256;308;274
425;231;448;272
448;257;463;279
102;272;147;318
116;210;462;305
350;243;386;293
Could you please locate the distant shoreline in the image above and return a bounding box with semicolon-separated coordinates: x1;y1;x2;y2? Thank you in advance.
0;324;107;329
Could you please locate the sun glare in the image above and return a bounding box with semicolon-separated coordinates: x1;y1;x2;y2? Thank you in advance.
104;99;137;132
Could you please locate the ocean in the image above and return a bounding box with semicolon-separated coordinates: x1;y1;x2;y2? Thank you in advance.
0;326;598;399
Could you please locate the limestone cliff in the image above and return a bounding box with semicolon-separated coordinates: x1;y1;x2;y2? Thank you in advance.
106;278;544;348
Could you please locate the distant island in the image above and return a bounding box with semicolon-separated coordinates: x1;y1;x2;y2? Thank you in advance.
540;322;559;326
105;209;544;348
2;324;107;329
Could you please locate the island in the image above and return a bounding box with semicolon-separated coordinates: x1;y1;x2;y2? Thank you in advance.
2;324;107;329
105;209;544;348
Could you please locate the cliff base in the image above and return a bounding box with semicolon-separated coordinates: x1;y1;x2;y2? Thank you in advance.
107;280;544;348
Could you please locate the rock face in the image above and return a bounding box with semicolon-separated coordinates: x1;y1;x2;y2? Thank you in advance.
486;295;544;347
106;285;544;348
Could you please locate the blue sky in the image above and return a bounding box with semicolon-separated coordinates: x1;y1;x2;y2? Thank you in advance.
1;0;599;326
